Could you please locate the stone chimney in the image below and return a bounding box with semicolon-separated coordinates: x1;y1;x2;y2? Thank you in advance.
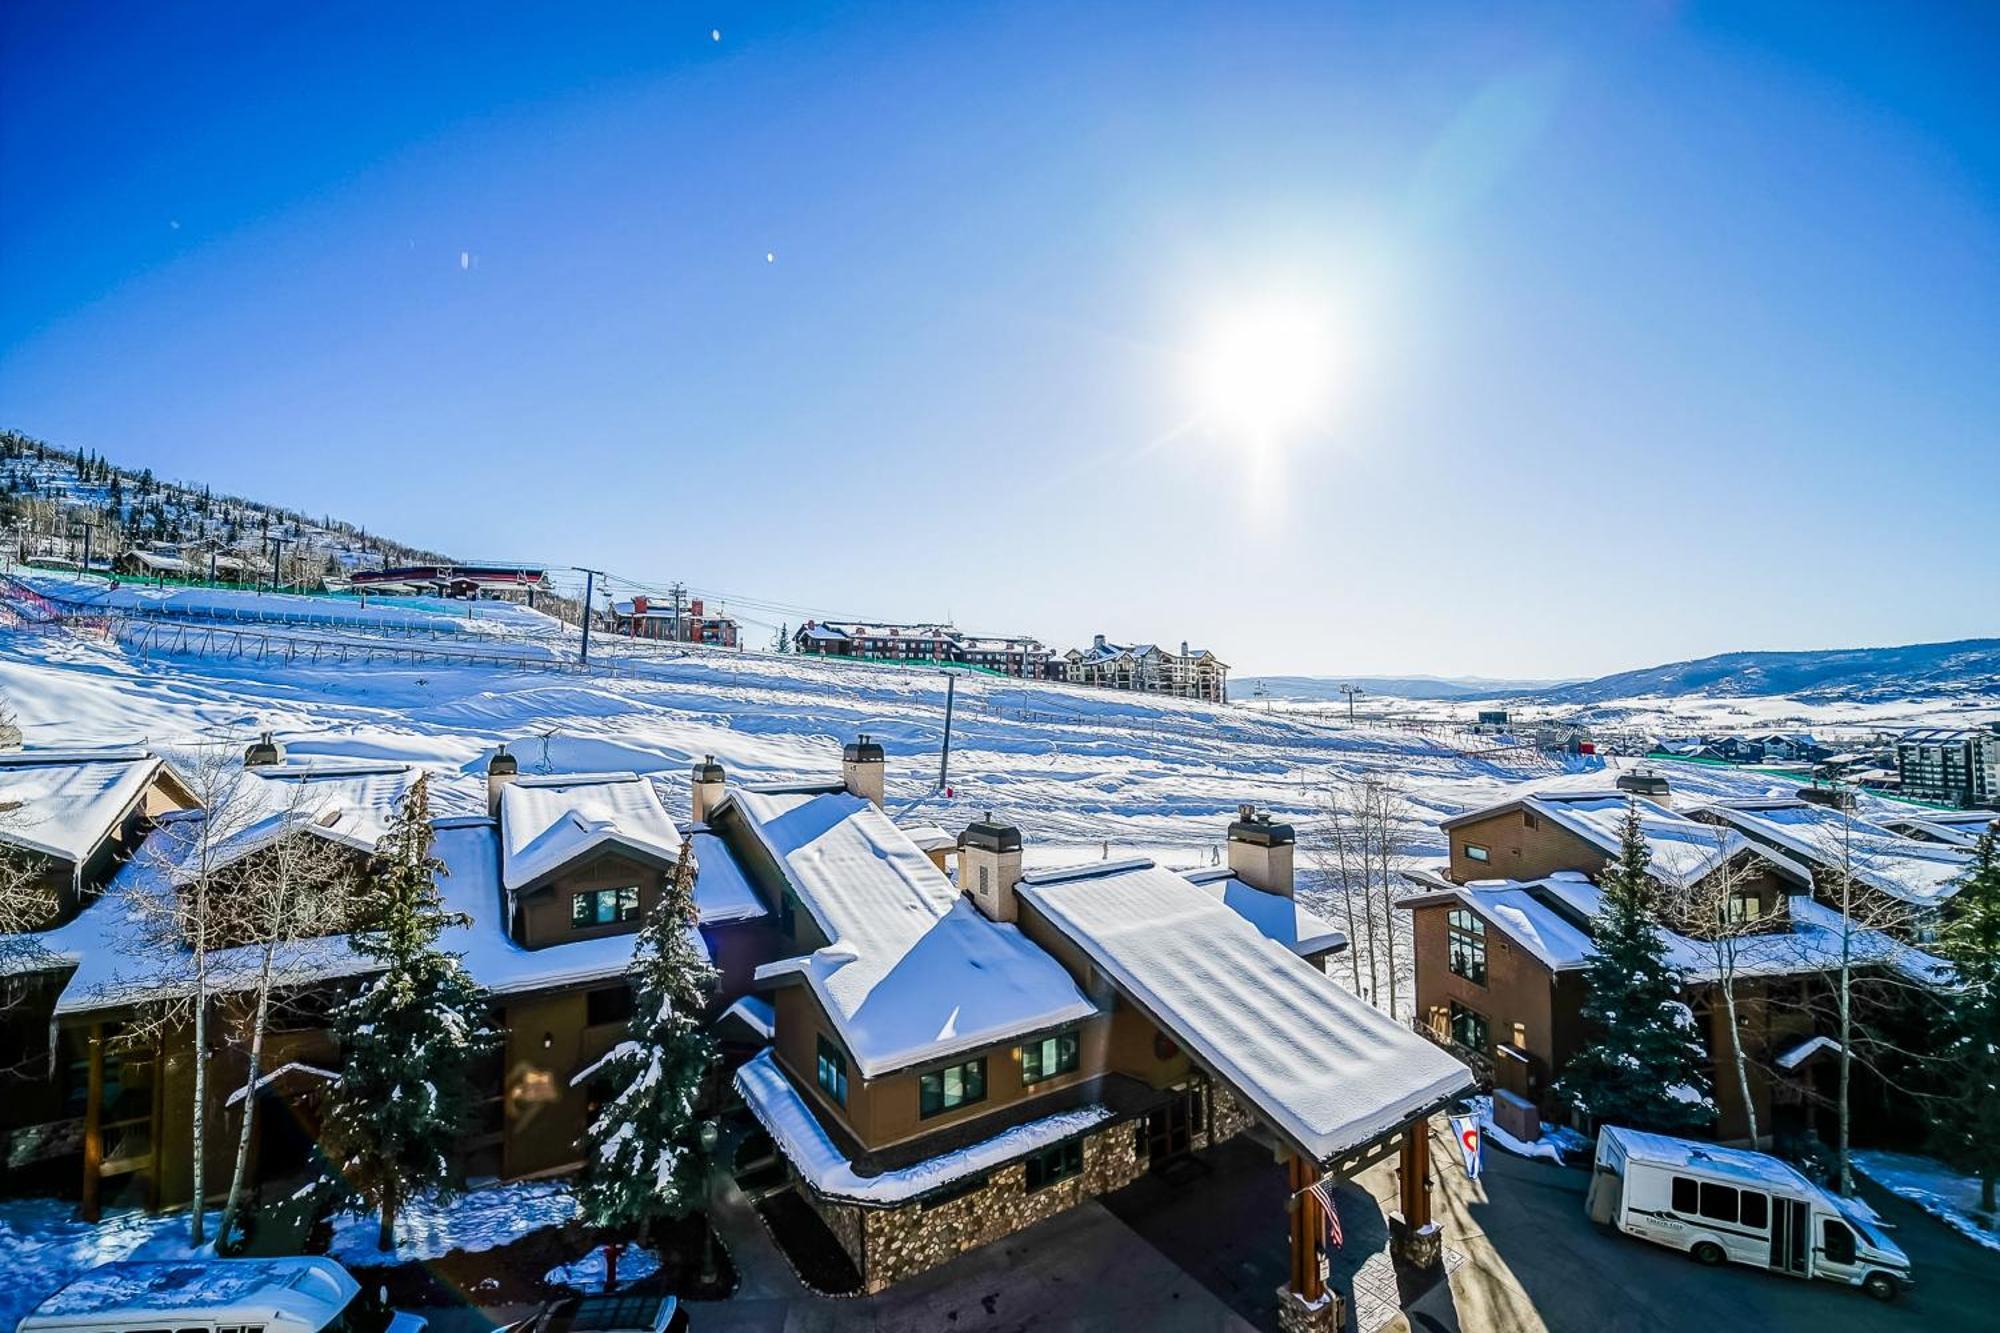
244;731;285;768
841;734;885;808
959;812;1024;923
486;744;519;817
691;753;726;824
1615;770;1672;806
1227;803;1296;897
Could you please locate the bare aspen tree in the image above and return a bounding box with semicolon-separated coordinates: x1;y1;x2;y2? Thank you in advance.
1312;775;1415;1015
213;780;359;1249
124;741;264;1249
1681;834;1770;1146
1309;787;1368;995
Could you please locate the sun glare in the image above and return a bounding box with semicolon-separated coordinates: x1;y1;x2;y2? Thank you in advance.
1194;299;1340;443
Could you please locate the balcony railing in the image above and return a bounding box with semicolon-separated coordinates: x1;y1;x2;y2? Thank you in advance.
1408;1016;1493;1090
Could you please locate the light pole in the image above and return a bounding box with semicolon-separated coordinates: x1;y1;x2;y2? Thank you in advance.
1340;684;1364;724
698;1118;721;1289
576;568;604;666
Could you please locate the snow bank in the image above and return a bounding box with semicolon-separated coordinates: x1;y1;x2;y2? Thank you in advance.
325;1179;578;1266
1852;1150;2000;1253
544;1243;663;1291
1465;1095;1588;1165
0;1199;199;1329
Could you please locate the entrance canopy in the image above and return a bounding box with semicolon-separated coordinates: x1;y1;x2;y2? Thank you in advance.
1017;860;1474;1165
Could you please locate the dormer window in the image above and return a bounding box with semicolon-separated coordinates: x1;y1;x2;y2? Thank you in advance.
571;885;640;929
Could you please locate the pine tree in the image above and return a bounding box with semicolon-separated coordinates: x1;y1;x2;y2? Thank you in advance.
1554;800;1716;1134
1931;826;2000;1211
322;775;494;1250
573;837;719;1242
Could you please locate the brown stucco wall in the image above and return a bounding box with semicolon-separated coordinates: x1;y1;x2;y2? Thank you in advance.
1447;809;1609;885
500;984;627;1177
1409;899;1561;1108
516;850;665;951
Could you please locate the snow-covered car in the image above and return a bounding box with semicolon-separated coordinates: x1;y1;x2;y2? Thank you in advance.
501;1293;688;1333
18;1257;428;1333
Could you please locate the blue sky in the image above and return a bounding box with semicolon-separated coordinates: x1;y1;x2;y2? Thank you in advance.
2;2;1994;678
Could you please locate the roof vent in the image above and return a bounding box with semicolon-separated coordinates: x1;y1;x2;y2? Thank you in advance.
488;744;519;778
244;732;285;767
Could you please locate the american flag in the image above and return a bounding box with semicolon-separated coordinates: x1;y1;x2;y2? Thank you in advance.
1306;1176;1344;1249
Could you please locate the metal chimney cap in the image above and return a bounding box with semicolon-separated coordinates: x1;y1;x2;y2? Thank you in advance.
960;813;1023;853
692;754;726;782
488;745;519;777
1228;808;1295;847
843;735;885;763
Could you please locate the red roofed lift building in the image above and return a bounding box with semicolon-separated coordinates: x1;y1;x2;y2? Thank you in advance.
610;595;739;647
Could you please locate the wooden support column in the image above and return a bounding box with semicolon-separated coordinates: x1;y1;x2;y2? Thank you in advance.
1399;1125;1432;1228
81;1022;104;1223
1285;1153;1324;1301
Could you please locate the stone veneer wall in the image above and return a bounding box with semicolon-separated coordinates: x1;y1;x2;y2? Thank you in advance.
1204;1084;1255;1148
806;1117;1145;1294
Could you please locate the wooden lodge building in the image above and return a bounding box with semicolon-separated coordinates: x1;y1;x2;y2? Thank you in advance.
1398;773;1961;1148
0;731;1473;1330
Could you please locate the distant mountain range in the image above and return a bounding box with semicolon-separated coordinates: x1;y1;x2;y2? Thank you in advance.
1522;638;2000;705
1245;639;2000;707
1236;674;1571;702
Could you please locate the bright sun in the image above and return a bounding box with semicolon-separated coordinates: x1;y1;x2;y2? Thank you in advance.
1193;299;1340;442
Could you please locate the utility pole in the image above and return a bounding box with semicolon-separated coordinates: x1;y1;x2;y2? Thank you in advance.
70;519;95;577
1341;684;1364;724
668;581;688;644
266;535;289;592
577;568;603;667
939;671;957;792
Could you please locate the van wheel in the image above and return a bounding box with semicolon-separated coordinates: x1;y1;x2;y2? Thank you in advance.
1864;1272;1899;1302
1690;1241;1725;1267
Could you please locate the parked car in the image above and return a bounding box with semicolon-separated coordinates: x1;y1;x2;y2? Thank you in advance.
502;1293;687;1333
1587;1126;1912;1301
18;1257;427;1333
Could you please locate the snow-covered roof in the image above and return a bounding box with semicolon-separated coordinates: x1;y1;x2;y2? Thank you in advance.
1698;801;1973;906
720;995;775;1042
182;762;429;883
728;788;1097;1078
1399;872;1946;984
1182;869;1347;957
1444;792;1810;891
894;822;958;853
688;828;767;924
1873;809;1997;849
1602;1126;1816;1193
499;773;682;893
0;748;177;864
1774;1035;1841;1071
735;1048;1112;1205
1016;859;1471;1163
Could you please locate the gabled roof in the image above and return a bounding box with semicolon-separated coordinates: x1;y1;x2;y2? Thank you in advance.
499;773;682;894
1442;791;1810;891
0;748;184;864
726;787;1095;1078
1017;859;1470;1164
1697;800;1973;906
180;762;433;883
1398;871;1945;984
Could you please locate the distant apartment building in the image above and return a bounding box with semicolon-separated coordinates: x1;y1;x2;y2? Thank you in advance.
792;621;1051;677
1061;635;1228;704
612;595;739;647
1895;727;1999;808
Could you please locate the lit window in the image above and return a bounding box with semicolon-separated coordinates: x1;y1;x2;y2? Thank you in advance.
1021;1029;1080;1085
1447;909;1488;986
816;1036;848;1107
570;886;640;928
920;1058;987;1118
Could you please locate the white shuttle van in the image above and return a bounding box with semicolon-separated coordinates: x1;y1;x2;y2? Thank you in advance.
17;1257;427;1333
1588;1126;1912;1301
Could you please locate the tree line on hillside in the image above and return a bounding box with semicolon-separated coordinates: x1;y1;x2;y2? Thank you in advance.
0;427;450;582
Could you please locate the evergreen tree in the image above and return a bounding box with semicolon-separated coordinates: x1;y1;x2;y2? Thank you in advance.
1931;826;2000;1211
774;623;790;654
322;775;494;1249
573;838;719;1240
1554;800;1716;1134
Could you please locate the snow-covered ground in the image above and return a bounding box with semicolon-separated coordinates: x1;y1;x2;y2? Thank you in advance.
1853;1150;2000;1253
325;1179;579;1266
1463;1095;1591;1166
0;1199;201;1328
545;1243;663;1291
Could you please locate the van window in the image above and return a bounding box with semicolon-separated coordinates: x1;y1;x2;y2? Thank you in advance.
1671;1176;1698;1213
1822;1217;1857;1264
1739;1191;1768;1229
1699;1182;1738;1224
